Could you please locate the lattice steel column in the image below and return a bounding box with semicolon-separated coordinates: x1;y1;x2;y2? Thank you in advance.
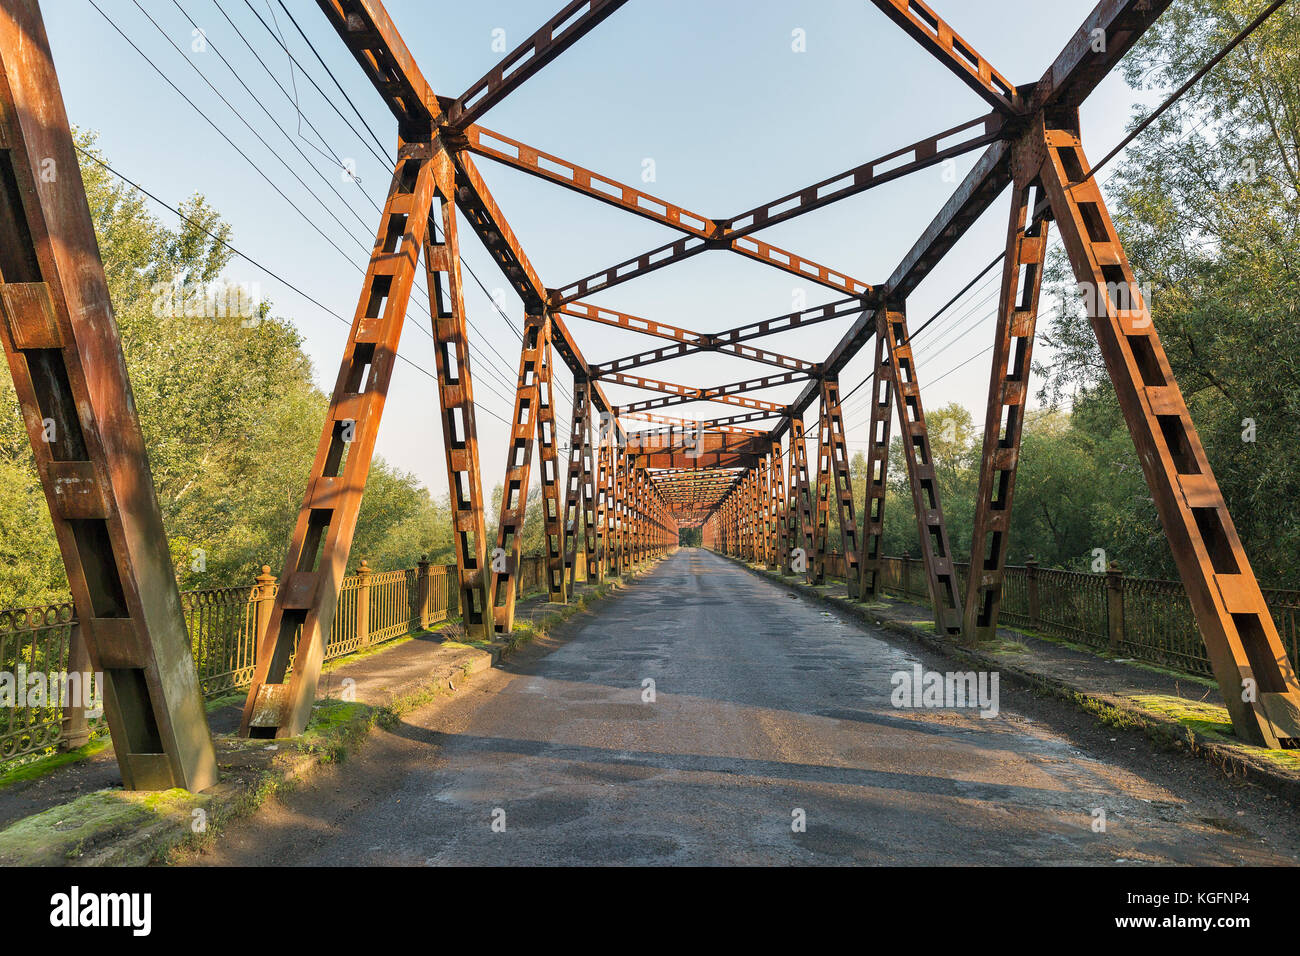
486;312;547;634
580;402;600;581
861;331;894;600
0;0;217;789
812;401;833;586
424;152;489;641
789;418;817;583
594;419;612;579
537;319;565;603
823;377;863;598
771;439;788;573
1041;122;1300;747
562;377;591;590
880;306;963;635
964;157;1050;642
242;142;438;738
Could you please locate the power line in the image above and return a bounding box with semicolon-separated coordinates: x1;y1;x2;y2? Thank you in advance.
95;0;525;415
73;145;517;425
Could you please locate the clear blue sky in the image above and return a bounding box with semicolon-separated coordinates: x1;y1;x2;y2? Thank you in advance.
43;0;1154;512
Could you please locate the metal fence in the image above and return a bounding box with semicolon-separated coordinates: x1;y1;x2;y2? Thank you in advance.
821;552;1300;679
0;550;576;767
0;558;459;766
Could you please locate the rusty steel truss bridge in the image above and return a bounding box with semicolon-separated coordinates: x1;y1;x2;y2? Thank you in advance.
0;0;1296;793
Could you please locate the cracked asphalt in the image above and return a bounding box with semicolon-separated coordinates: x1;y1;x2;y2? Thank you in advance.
182;548;1300;866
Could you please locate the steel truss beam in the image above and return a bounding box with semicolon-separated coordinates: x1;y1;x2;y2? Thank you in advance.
879;306;963;635
964;150;1050;642
868;0;1022;114
0;0;217;789
241;142;439;739
447;0;628;129
1040;121;1300;748
609;370;806;415
466;113;1000;304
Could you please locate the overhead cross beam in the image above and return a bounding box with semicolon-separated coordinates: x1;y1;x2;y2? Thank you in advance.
446;0;629;129
868;0;1022;114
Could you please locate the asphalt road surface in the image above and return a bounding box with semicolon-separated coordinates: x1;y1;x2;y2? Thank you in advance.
185;548;1300;866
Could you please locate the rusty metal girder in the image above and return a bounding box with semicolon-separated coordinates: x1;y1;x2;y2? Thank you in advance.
424;175;490;641
241;142;439;739
788;418;817;584
447;0;628;129
880;306;963;635
488;312;548;633
860;330;894;600
562;378;593;590
0;0;217;789
722;111;1005;237
963;152;1050;643
868;0;1022;114
1041;122;1300;748
822;378;863;598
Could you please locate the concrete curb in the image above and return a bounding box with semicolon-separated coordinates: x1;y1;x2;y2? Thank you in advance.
0;560;665;866
717;551;1300;807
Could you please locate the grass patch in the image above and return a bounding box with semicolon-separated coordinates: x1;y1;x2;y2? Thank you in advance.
1131;694;1235;741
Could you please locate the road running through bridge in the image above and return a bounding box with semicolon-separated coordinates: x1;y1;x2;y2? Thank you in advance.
185;549;1300;866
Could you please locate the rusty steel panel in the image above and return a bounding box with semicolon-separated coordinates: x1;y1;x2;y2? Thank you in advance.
880;307;963;635
963;152;1050;643
241;143;437;739
0;0;217;790
1041;123;1300;748
423;158;490;640
860;332;895;599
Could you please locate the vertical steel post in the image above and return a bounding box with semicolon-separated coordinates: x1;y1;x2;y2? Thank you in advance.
812;401;833;585
789;418;817;583
562;377;590;591
0;0;218;787
487;311;547;634
424;154;489;640
823;377;863;598
963;156;1050;642
771;439;788;573
241;142;438;739
880;306;963;635
580;398;600;581
537;317;566;603
860;330;894;600
1040;122;1300;747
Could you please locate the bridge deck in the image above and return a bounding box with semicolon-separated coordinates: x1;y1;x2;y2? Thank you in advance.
183;550;1299;866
